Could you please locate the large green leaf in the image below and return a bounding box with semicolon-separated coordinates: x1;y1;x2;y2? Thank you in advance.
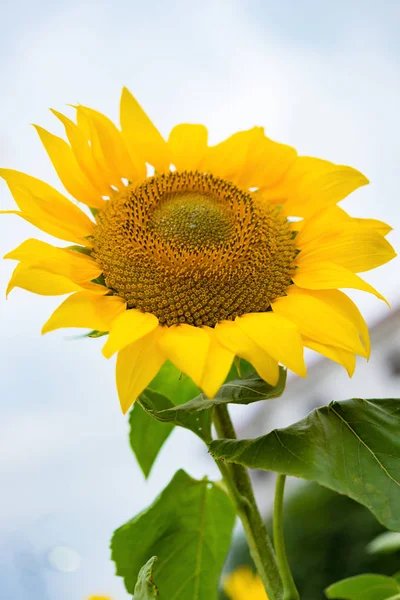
325;574;400;599
129;403;174;478
367;532;400;555
210;398;400;531
133;556;159;599
111;470;235;600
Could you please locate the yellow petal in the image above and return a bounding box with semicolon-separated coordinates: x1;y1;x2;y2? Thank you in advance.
204;126;296;190
0;169;94;244
51;109;112;195
236;312;306;377
42;291;126;333
120;87;171;173
102;309;159;358
262;157;369;218
238;133;297;189
5;239;102;283
352;217;392;237
303;336;356;376
157;324;210;388
215;320;279;385
116;327;165;414
202;127;263;185
305;289;370;358
168;124;208;171
34;125;105;209
296;205;392;246
272;286;367;357
290;159;368;216
289;218;304;232
76;105;146;186
6;263;83;296
201;327;235;398
294;205;348;246
294;258;388;303
297;226;396;273
72;107;119;190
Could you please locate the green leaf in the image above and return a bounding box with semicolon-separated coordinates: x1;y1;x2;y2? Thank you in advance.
130;362;206;473
367;532;400;555
139;365;285;444
134;362;284;462
133;556;159;599
325;574;400;599
91;273;106;286
129;402;174;478
210;398;400;531
139;388;212;442
158;366;286;417
111;470;235;600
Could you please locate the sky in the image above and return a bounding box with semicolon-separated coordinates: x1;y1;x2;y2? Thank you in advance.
0;1;399;598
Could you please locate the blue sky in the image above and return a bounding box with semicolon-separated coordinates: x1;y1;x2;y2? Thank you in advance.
0;1;399;598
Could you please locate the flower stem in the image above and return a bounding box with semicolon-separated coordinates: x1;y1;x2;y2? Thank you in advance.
273;474;300;600
213;404;283;600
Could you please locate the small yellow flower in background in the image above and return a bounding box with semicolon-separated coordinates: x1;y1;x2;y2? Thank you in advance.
1;88;395;412
88;596;112;600
224;566;268;599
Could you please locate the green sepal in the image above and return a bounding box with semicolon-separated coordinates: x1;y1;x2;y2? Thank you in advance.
91;273;106;286
87;330;108;338
66;244;92;255
210;398;400;531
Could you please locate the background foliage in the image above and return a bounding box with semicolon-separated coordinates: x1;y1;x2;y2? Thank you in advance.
224;481;400;600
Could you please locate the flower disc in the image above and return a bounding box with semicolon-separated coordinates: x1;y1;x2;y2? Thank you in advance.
92;170;296;327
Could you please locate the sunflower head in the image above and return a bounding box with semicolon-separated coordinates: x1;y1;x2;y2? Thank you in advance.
92;170;296;327
1;88;395;412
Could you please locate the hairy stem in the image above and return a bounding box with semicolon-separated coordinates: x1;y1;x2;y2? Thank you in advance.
213;404;283;600
273;474;300;600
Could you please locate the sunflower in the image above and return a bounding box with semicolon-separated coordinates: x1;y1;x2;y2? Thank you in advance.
224;566;268;600
1;89;395;412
